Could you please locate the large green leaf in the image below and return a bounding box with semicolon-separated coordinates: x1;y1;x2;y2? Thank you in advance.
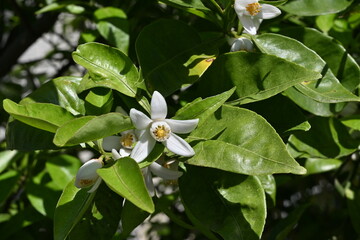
197;52;321;105
21;76;85;115
73;42;143;97
280;27;360;92
280;0;354;16
174;87;235;127
54;179;96;240
253;33;360;103
54;112;132;147
97;157;154;213
94;7;129;54
189;105;306;175
179;165;266;240
3;99;74;133
136;19;219;96
288;117;358;159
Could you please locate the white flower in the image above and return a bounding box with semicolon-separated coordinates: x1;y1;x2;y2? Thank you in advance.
103;130;137;157
75;158;103;193
229;37;254;52
129;91;199;163
234;0;281;35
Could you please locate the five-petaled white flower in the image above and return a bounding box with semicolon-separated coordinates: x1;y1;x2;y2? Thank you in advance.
129;91;199;163
75;158;103;193
229;37;254;52
103;129;137;157
234;0;281;35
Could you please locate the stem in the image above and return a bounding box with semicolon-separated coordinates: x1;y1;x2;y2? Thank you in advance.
209;0;224;15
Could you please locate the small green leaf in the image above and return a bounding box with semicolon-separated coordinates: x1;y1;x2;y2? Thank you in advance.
189;105;306;175
3;99;74;133
73;42;143;97
54;179;96;240
341;114;360;130
84;88;113;115
305;158;342;174
0;150;18;173
179;165;266;240
0;170;20;204
197;52;321;105
54;112;132;147
280;0;354;16
97;157;154;213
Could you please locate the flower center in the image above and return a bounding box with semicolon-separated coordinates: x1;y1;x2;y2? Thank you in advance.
150;121;171;142
246;2;261;16
120;133;136;149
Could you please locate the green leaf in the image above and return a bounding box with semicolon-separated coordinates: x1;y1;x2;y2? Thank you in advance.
0;170;20;204
253;33;360;103
174;87;235;127
97;157;154;213
35;2;85;14
179;165;266;240
94;7;129;54
304;158;342;174
84;88;113;115
288;117;358;159
73;42;143;97
316;14;336;33
54;112;132;147
119;200;149;239
54;179;96;240
280;27;360;92
46;155;82;189
189;105;306;175
21;76;85;115
256;175;276;204
3;99;74;133
0;150;18;173
6;119;59;150
244;94;311;136
280;0;354;16
341;114;360;130
197;52;321;105
136;19;219;96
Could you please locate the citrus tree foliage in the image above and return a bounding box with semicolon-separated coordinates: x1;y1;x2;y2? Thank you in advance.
1;0;360;239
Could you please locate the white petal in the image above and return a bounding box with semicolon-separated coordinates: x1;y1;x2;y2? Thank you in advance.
130;108;152;130
151;91;167;120
240;15;261;35
102;136;121;151
234;0;257;15
230;37;254;52
87;178;102;193
260;4;281;19
130;130;156;162
149;162;183;180
119;148;132;157
75;159;103;188
143;168;155;197
111;149;121;160
163;133;195;157
165;119;199;134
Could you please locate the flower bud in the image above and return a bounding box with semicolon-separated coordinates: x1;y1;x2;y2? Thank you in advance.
75;158;103;189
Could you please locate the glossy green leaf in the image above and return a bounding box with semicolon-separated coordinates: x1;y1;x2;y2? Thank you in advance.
288;117;358;159
244;94;310;136
341;114;360;130
94;7;129;54
54;112;132;147
174;87;235;127
54;179;96;240
280;0;354;16
84;88;113;115
305;158;342;174
6;119;59;150
0;170;20;204
189;105;306;175
73;42;143;97
0;150;18;173
316;14;336;33
46;155;82;189
280;27;360;92
136;19;219;96
21;76;85;115
3;99;74;133
254;33;360;103
179;165;266;240
97;157;154;213
119;200;149;239
197;52;321;105
256;175;276;204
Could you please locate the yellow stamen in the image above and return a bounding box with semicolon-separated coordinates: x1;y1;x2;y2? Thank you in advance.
246;2;261;16
120;133;135;149
153;125;170;140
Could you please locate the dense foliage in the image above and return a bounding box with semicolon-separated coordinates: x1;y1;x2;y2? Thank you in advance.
1;0;360;239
